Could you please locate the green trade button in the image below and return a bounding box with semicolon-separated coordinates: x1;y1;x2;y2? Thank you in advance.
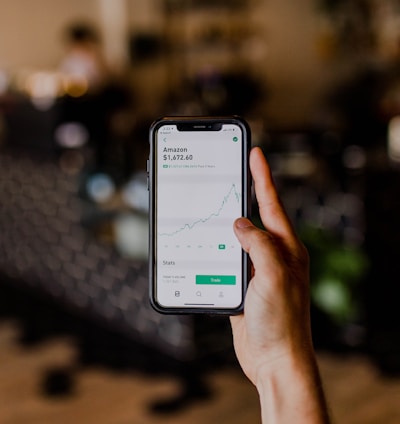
196;275;236;285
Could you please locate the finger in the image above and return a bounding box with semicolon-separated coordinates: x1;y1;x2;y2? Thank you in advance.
250;147;297;247
234;217;281;275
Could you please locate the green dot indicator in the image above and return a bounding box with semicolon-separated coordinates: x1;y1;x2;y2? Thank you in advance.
233;137;238;142
218;244;226;250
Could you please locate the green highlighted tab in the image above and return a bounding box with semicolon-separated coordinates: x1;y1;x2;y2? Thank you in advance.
218;244;226;250
196;275;236;285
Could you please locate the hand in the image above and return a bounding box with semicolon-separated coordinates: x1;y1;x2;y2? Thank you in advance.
230;148;330;423
230;146;312;385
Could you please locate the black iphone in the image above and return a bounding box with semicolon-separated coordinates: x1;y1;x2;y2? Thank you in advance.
149;116;251;314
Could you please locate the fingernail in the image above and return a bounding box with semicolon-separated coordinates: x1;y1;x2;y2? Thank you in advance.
235;217;252;229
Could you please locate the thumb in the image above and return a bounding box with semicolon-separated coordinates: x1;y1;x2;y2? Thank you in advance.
233;218;274;257
233;217;256;253
234;217;279;271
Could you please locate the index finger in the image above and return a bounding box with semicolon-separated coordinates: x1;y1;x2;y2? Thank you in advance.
250;146;297;245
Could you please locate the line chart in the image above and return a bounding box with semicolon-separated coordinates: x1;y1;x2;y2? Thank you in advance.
158;183;241;237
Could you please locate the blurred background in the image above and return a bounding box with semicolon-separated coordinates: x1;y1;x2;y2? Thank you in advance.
1;0;400;423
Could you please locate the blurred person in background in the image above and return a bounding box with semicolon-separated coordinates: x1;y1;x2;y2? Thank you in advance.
59;22;109;94
57;22;131;176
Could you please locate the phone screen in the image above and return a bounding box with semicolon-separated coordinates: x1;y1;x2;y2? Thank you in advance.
149;118;250;313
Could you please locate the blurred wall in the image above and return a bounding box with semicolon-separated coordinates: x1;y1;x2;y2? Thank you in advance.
0;0;100;69
0;0;336;127
258;0;335;127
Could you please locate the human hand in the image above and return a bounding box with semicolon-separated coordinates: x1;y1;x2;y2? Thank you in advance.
230;146;312;386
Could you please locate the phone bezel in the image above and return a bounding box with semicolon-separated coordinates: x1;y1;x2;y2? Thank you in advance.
148;116;251;315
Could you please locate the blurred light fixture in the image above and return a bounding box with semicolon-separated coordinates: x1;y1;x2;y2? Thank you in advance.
312;276;350;322
54;122;89;148
61;75;88;97
114;213;148;260
86;173;115;203
121;172;148;212
25;71;61;110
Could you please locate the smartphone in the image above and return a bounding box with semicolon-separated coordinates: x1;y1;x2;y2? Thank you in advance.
149;116;251;314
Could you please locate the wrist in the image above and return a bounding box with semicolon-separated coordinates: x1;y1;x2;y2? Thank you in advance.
255;347;330;423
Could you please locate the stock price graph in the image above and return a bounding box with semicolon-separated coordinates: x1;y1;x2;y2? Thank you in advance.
158;183;241;239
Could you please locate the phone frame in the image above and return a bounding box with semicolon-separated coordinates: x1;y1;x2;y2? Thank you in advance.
148;116;251;315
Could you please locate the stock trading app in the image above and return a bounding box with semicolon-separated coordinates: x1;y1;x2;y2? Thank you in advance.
155;124;244;309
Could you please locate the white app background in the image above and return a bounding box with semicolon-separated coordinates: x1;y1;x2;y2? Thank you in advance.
156;124;244;308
